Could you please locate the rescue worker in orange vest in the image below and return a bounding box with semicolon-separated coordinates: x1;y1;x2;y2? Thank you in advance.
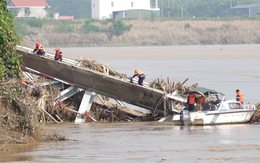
196;95;206;111
130;70;146;86
54;48;63;62
236;89;243;104
187;93;196;112
33;42;45;56
21;80;28;89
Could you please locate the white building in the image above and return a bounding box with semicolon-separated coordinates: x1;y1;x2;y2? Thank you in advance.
92;0;160;19
7;0;49;19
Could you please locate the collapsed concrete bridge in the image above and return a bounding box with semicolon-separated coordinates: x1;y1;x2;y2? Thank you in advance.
16;46;186;122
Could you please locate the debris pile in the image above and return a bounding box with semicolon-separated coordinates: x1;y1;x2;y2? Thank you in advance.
252;103;260;122
61;91;135;123
18;59;201;124
79;59;128;78
76;59;200;120
0;78;67;144
79;59;199;94
149;77;198;94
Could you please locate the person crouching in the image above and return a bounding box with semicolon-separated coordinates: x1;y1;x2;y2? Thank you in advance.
54;48;63;62
33;42;45;57
131;69;146;86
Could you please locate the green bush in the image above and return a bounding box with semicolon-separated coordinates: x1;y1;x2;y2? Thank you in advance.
15;23;38;36
0;0;21;80
26;18;43;28
82;20;100;33
84;20;92;26
54;20;74;33
109;20;132;36
184;23;190;30
54;25;74;33
222;23;230;30
84;24;100;33
206;27;217;31
99;20;108;25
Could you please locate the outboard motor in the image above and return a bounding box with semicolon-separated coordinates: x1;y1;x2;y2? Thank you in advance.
180;110;191;125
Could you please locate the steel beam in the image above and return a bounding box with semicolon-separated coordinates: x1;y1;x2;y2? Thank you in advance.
55;86;80;103
75;90;96;123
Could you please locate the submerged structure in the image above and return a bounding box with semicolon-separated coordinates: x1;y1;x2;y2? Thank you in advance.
16;46;256;125
17;46;187;123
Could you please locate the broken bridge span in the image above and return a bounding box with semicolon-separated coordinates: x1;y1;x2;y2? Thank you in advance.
16;46;186;121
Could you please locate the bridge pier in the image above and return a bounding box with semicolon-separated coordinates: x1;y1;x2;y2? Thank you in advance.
75;90;96;123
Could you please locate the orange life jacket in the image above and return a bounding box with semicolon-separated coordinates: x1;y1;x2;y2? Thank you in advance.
36;45;45;52
188;94;196;104
236;91;243;103
197;96;206;105
135;70;143;77
55;49;62;58
21;80;27;86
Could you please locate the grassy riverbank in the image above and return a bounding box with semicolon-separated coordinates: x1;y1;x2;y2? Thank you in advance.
18;18;260;48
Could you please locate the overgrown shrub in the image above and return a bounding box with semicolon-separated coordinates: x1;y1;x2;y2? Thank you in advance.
110;20;132;36
15;23;38;36
222;23;230;30
0;1;21;80
26;18;43;28
184;22;190;30
106;19;132;40
82;20;100;34
99;20;109;25
54;20;74;33
206;27;217;31
84;24;100;33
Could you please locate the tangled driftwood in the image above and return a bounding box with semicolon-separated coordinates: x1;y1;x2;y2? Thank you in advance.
79;59;128;78
79;59;199;94
149;77;198;94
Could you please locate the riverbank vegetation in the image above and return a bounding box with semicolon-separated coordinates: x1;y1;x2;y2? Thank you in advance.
16;17;260;48
10;0;260;47
0;0;67;145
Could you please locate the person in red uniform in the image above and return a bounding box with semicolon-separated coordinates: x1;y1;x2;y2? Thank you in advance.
187;93;196;112
130;70;146;86
236;89;243;104
54;48;63;61
33;42;45;56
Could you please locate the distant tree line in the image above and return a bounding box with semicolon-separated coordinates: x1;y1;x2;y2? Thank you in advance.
159;0;260;18
46;0;91;19
45;0;260;19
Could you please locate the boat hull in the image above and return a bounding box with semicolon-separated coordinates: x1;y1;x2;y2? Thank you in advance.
172;110;256;125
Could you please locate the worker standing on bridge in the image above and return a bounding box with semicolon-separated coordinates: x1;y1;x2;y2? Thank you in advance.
131;69;146;86
54;48;63;62
33;42;45;57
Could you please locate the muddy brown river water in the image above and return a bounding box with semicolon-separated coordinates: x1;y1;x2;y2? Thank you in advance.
1;44;260;162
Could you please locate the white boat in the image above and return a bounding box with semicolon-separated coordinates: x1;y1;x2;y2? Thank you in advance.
164;87;256;125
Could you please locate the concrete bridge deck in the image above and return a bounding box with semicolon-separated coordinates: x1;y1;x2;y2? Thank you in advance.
17;46;186;115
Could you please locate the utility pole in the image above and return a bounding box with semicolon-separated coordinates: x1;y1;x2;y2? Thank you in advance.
237;0;239;5
161;0;164;18
230;0;232;8
181;6;183;18
168;0;169;18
